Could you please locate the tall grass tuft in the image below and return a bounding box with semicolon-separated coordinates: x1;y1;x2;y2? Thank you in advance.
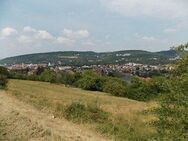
63;102;109;124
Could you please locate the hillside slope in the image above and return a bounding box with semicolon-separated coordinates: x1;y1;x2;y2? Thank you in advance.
2;79;155;141
0;91;109;141
0;50;178;65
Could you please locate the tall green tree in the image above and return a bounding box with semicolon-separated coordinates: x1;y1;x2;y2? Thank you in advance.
155;44;188;140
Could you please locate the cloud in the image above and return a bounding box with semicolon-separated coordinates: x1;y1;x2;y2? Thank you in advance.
105;34;111;39
23;26;37;33
1;26;92;48
34;30;54;40
164;28;177;33
18;35;34;43
57;37;75;46
101;0;188;20
56;29;91;46
18;28;55;44
101;0;188;34
132;33;169;51
135;33;160;42
63;29;90;39
141;36;158;42
82;40;96;47
1;27;17;38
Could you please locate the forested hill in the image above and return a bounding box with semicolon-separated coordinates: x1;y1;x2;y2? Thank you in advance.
0;50;178;66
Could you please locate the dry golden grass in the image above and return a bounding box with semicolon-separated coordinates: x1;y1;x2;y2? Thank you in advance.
6;79;156;140
0;90;110;141
8;79;152;114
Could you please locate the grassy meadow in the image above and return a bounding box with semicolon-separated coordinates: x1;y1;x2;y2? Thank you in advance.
7;79;157;141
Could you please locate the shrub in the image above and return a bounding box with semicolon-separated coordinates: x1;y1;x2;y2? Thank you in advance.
0;66;9;76
63;102;109;123
146;77;169;94
9;71;27;80
125;76;169;101
103;77;127;96
76;75;105;91
27;74;40;81
154;44;188;140
0;67;8;89
61;72;81;85
125;77;147;101
154;74;188;140
39;69;56;82
0;75;8;89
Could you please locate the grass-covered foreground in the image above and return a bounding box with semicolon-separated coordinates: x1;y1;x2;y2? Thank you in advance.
7;79;156;141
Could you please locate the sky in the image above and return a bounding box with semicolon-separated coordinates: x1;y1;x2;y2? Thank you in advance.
0;0;188;58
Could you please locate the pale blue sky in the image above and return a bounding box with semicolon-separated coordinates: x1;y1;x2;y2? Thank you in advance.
0;0;188;58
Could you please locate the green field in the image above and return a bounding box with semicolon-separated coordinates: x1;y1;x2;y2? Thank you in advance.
6;79;156;140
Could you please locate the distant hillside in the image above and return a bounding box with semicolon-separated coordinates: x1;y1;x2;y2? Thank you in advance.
0;50;178;66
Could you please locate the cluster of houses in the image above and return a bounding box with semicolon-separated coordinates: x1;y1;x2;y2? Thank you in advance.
4;62;173;78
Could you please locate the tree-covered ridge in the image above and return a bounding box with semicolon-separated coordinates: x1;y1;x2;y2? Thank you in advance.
0;50;178;66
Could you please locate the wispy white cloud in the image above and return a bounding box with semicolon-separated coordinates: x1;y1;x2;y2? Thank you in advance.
101;0;188;36
141;36;158;42
82;40;96;47
34;30;54;40
1;27;17;38
57;37;75;46
18;35;34;43
18;27;55;44
63;29;90;39
1;26;92;48
56;29;90;46
135;33;161;43
131;33;171;51
101;0;188;20
23;26;37;33
164;28;177;33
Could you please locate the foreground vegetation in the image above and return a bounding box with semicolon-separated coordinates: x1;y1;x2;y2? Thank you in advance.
1;44;188;140
7;79;155;141
154;44;188;141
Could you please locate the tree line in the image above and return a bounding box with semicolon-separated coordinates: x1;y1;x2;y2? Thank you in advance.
8;67;168;101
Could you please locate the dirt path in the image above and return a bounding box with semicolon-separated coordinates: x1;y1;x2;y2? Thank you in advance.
0;91;110;141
